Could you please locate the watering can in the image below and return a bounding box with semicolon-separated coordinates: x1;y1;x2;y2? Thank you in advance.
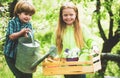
15;32;57;73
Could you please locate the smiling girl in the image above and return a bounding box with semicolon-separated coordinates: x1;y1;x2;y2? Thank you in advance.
53;1;99;78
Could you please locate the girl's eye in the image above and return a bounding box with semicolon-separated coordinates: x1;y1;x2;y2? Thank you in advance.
70;14;73;16
63;14;68;17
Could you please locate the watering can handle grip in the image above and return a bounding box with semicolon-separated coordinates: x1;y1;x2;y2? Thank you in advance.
28;32;34;44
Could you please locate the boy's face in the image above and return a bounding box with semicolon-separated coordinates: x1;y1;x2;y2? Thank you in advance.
62;8;76;25
17;12;32;23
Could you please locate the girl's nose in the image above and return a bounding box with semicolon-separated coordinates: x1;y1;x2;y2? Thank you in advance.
67;15;70;18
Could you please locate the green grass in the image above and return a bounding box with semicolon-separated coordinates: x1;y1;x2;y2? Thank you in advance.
0;55;14;78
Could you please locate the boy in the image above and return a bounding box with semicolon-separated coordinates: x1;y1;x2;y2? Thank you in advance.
4;0;35;78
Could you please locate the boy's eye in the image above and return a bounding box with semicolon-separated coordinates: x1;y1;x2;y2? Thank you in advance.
23;12;27;14
29;14;32;16
24;12;32;16
23;12;28;15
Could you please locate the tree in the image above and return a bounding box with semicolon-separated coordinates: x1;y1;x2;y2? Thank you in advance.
9;0;17;18
94;0;120;77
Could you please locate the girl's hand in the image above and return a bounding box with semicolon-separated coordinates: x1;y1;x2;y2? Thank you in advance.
92;45;99;54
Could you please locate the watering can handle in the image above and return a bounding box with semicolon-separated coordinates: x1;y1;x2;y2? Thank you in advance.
28;32;35;44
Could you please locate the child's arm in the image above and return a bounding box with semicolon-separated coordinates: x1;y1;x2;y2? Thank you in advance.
9;28;30;40
81;24;101;54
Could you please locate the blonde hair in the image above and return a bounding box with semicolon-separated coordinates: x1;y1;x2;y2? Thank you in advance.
14;0;35;16
56;2;84;53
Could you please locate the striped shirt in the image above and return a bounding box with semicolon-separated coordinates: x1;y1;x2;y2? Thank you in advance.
4;17;33;59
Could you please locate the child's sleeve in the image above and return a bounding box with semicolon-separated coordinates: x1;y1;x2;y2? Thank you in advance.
6;20;14;36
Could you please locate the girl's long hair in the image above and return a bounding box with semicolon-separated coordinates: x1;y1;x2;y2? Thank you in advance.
56;2;84;53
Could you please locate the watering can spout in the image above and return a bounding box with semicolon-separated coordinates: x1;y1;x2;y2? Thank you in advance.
30;45;57;70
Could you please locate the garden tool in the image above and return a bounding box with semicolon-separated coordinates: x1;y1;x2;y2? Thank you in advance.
15;32;57;73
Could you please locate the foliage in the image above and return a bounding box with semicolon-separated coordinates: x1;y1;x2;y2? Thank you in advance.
0;0;12;3
92;0;120;77
106;61;120;77
0;4;9;54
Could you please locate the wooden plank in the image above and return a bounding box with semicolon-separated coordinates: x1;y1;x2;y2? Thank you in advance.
93;61;102;72
43;60;93;66
43;65;94;75
92;55;100;62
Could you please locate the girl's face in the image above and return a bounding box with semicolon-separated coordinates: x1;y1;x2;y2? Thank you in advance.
62;8;76;25
17;12;32;23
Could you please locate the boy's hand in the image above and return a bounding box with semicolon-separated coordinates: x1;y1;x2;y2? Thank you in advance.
20;28;31;37
9;28;31;40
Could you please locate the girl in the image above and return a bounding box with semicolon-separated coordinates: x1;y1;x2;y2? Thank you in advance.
54;1;99;78
4;0;35;78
